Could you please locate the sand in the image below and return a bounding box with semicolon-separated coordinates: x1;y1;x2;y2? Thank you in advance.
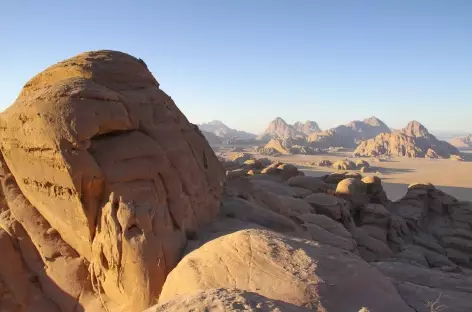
217;146;472;202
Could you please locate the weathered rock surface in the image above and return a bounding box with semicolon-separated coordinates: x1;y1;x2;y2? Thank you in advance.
159;229;412;312
146;288;312;312
0;50;224;311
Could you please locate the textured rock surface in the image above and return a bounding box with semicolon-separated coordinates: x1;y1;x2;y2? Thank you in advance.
145;288;312;312
159;229;412;312
0;50;224;311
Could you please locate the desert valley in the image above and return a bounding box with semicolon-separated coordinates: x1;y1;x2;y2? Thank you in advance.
202;117;472;202
1;2;472;311
0;51;471;312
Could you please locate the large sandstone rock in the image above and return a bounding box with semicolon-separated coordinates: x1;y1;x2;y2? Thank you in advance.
159;229;412;312
0;50;224;311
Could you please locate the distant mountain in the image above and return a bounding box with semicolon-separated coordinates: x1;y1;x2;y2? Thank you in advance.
257;117;306;141
309;116;390;148
293;120;322;135
449;134;472;149
198;120;257;140
354;121;460;159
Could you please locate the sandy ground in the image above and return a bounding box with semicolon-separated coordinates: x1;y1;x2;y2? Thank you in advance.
216;145;472;202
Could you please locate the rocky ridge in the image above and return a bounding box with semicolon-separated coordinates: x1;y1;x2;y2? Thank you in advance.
308;116;391;148
354;121;461;159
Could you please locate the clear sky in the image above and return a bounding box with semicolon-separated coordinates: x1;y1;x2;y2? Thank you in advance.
1;0;471;134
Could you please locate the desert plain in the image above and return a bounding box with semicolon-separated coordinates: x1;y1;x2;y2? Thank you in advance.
218;146;472;202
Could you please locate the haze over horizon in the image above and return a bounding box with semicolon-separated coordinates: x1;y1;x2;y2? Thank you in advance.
1;0;471;135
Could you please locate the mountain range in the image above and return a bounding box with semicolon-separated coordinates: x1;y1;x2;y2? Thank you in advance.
354;121;460;159
197;118;470;157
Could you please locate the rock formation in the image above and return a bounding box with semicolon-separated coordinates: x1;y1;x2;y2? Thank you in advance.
293;120;322;135
354;121;460;159
1;51;472;312
257;117;306;141
308;116;390;148
255;137;318;156
0;50;225;312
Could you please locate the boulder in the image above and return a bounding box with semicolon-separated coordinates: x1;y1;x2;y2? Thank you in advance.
243;159;263;169
315;159;332;167
232;153;252;165
304;193;351;221
335;178;369;206
332;159;356;170
287;176;328;193
355;159;370;169
159;229;412;312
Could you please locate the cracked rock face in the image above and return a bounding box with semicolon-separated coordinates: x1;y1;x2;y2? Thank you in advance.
0;50;225;311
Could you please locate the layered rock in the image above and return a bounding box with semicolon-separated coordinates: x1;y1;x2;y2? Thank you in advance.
354;121;460;159
0;50;225;311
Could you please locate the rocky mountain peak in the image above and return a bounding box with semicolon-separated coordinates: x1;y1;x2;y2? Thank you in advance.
402;120;430;138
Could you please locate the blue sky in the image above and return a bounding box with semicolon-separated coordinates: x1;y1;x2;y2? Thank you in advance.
1;0;471;134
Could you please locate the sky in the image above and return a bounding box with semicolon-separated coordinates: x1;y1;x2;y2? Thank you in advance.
1;0;471;135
